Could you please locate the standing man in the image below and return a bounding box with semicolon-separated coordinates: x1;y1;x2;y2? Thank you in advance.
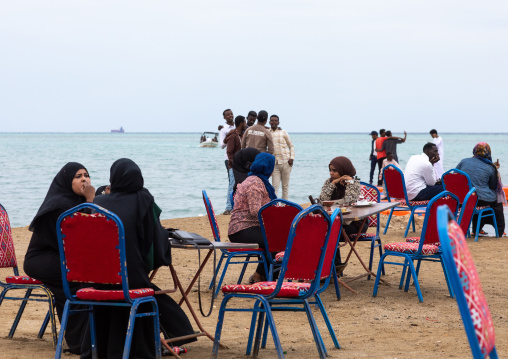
269;115;294;200
219;109;235;214
381;130;407;163
241;110;274;154
430;129;444;179
224;116;247;210
246;111;257;128
375;129;387;186
368;131;378;185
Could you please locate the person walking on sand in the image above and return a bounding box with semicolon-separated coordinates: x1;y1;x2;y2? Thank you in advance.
381;130;407;163
368;131;378;185
241;110;274;154
430;129;444;179
269;114;294;200
375;129;387;186
219;109;235;214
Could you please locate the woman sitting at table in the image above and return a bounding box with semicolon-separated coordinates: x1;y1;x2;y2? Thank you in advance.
93;158;195;358
24;162;95;355
456;142;506;236
319;156;367;236
228;152;277;283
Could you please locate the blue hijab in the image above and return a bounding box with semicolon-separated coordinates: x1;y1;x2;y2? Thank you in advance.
248;153;277;200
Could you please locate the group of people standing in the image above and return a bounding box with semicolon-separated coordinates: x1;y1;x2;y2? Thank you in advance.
218;109;295;214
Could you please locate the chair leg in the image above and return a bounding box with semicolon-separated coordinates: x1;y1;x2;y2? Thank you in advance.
246;300;262;355
214;256;234;298
372;253;388;297
383;208;395;234
122;303;140;359
151;300;162;359
439;257;455;298
38;310;51;340
367;240;376;280
404;260;416;292
55;300;72;359
399;259;409;290
212;295;234;359
262;299;284;359
252;305;266;358
237;255;251;284
404;208;416;237
8;288;32;339
407;261;423;302
209;253;226;290
332;266;341;301
89;306;98;359
475;213;481;242
315;294;340;349
303;300;327;359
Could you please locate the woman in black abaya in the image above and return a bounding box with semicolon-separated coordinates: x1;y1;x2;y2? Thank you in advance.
92;158;195;358
24;162;95;354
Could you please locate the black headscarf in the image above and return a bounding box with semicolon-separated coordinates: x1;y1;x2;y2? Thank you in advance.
329;156;356;200
233;148;261;174
29;162;88;231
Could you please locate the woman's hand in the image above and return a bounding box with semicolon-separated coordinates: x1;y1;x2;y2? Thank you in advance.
81;182;96;202
495;159;500;169
332;175;353;186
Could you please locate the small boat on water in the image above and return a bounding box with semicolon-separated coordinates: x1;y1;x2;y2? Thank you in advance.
199;132;219;148
111;127;125;133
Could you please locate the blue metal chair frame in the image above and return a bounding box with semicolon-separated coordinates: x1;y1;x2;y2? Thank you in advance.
258;198;303;281
458;188;479;235
0;203;57;345
373;192;459;302
382;164;429;237
212;205;335;359
55;203;161;359
437;206;499;359
442;168;499;241
203;190;268;298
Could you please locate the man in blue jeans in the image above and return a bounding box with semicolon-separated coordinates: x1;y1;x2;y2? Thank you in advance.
368;131;379;185
219;109;235;214
404;143;443;201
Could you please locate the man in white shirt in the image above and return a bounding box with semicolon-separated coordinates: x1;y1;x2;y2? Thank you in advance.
430;129;444;179
404;143;443;201
219;109;236;214
269;115;295;200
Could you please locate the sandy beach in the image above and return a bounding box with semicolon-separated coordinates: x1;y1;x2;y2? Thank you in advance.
1;211;506;359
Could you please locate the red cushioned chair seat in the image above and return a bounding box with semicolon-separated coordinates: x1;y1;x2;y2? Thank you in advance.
394;199;430;207
405;237;440;246
5;276;43;285
227;248;264;253
349;233;377;239
275;251;285;262
76;287;155;301
222;281;311;298
384;242;440;255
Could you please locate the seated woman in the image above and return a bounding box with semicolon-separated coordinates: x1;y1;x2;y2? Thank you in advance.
232;147;261;191
228;152;277;283
24;162;95;355
93;158;195;358
319;156;366;236
456;142;506;236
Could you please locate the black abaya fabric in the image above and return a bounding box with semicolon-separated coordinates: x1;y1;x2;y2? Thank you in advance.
91;158;195;358
24;162;90;354
232;148;260;188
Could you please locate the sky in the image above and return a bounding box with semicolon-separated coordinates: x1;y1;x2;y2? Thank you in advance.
1;1;507;133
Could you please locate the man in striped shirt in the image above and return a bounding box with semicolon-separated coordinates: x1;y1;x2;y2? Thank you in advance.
269;115;295;200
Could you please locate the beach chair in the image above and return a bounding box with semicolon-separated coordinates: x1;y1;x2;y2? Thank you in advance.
437;205;499;359
347;182;385;279
258;199;302;280
202;190;267;298
0;203;57;345
382;164;430;237
372;192;459;302
212;205;338;359
442;169;498;241
55;203;161;359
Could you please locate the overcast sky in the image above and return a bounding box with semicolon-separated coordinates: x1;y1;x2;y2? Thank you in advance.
1;1;507;133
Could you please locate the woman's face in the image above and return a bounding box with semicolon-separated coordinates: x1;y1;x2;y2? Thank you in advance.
72;169;91;196
329;165;341;180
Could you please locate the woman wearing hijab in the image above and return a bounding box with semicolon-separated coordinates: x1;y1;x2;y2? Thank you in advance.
228;153;277;283
232;147;261;190
456;142;506;236
92;158;195;358
24;162;95;355
319;156;366;235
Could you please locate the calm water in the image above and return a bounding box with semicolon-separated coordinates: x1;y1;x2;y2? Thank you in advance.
1;132;507;227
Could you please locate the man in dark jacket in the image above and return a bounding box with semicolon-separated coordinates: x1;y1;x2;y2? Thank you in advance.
223;116;246;214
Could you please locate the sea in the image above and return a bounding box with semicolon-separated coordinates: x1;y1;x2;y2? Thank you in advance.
1;132;507;228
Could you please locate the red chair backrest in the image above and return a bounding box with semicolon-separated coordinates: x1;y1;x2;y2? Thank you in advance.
260;203;301;253
60;212;122;284
443;171;470;203
446;219;496;355
284;212;330;281
320;210;342;279
422;195;459;245
360;185;379;228
459;190;478;235
0;204;17;269
383;166;406;200
202;191;221;242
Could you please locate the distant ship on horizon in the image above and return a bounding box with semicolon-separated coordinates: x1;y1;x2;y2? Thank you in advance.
111;127;124;133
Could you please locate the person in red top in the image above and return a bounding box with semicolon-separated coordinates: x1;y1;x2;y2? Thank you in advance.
375;128;387;186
